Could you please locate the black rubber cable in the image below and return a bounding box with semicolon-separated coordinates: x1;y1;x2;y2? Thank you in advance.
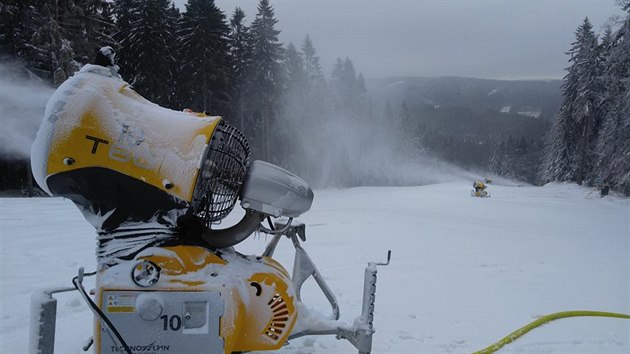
72;272;133;354
266;216;276;231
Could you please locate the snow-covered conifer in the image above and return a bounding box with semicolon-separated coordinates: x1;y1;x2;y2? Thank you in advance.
115;0;176;107
249;0;284;161
177;0;232;114
285;43;306;89
599;8;630;193
302;35;322;81
2;1;78;85
540;18;603;185
64;0;117;66
229;7;253;132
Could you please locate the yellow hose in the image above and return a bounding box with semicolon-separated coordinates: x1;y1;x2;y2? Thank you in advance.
472;310;630;354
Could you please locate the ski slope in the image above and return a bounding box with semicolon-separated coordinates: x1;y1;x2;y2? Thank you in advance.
1;182;628;353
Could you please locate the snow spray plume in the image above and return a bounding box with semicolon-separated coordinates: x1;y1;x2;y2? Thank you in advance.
0;62;54;159
277;86;482;188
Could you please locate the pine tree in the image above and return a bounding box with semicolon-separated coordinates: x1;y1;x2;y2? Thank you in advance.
331;58;343;78
540;18;603;185
64;0;117;66
331;57;348;109
0;1;20;57
299;35;328;115
284;42;305;88
594;27;620;184
342;57;358;102
1;1;75;85
113;0;137;80
540;108;574;182
11;0;119;85
177;0;232;114
164;3;182;107
115;0;176;106
228;7;253;132
597;7;630;193
331;57;366;113
249;0;283;161
39;2;81;85
269;42;303;169
302;35;322;80
572;19;604;185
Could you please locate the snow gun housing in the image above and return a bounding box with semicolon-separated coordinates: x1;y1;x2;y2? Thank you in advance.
30;57;388;354
31;64;312;243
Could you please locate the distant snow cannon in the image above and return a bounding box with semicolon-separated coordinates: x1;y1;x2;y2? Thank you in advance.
29;48;389;354
471;180;490;198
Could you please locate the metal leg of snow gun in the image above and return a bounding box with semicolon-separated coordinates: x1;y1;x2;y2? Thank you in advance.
267;220;391;354
30;268;133;354
30;287;77;354
291;233;340;321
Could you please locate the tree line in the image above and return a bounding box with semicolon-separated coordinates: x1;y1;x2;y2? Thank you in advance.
539;5;630;194
387;99;550;182
484;4;630;193
2;1;628;193
0;0;372;192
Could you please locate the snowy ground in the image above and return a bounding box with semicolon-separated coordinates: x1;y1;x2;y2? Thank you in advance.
1;182;629;353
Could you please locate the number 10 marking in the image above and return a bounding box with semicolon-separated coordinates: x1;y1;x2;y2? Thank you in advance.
160;315;182;331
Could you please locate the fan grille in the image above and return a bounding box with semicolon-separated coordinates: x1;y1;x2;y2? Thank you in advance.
192;120;250;226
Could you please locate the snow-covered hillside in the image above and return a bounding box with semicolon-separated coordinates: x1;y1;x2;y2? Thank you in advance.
1;182;628;353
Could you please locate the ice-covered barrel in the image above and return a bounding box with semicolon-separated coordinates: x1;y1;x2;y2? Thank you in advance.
30;64;226;232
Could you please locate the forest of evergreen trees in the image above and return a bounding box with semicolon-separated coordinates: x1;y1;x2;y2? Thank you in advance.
539;6;630;194
0;1;629;194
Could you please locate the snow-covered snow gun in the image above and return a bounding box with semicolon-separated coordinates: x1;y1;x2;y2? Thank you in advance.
29;53;390;354
471;180;490;198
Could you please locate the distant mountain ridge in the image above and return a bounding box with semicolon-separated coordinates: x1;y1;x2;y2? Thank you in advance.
367;76;562;121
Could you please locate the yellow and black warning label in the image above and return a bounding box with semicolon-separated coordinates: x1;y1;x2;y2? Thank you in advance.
105;293;136;313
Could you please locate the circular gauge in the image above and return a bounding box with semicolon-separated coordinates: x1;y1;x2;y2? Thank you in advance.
131;260;160;288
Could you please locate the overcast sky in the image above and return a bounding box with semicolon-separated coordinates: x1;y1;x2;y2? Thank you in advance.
175;0;626;80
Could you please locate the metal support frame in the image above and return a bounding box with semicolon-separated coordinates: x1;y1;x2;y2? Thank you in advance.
29;287;77;354
290;234;340;320
268;221;391;354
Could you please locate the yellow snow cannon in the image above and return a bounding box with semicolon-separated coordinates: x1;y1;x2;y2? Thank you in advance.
30;49;390;354
471;180;490;198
